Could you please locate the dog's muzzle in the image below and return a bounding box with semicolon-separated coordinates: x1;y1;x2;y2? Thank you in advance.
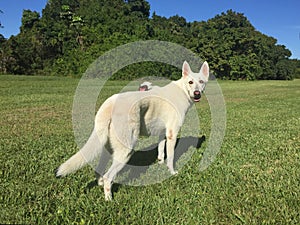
193;90;201;102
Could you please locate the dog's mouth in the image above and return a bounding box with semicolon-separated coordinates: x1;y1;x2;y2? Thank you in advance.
193;90;201;102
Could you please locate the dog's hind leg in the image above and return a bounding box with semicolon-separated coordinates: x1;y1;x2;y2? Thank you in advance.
95;146;111;186
102;148;132;201
103;110;139;200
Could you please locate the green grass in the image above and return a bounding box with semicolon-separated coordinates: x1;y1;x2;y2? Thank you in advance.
1;75;299;224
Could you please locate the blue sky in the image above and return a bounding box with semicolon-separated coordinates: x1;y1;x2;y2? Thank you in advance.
1;0;299;59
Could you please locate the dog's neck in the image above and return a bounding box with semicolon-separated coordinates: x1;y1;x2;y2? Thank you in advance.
172;78;194;104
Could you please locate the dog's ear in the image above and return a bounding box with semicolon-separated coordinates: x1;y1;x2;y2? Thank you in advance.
200;61;209;80
182;61;191;77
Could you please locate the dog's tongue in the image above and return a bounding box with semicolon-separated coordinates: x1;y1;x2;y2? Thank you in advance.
139;86;147;91
194;98;200;102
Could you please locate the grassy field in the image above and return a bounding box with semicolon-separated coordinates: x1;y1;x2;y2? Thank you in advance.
1;75;299;224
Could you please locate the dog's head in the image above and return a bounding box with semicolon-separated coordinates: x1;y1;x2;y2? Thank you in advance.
182;61;209;102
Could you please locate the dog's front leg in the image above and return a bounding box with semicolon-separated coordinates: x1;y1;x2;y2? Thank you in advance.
157;135;166;164
166;129;178;175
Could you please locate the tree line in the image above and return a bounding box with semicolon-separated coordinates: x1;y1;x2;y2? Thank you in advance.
0;0;299;80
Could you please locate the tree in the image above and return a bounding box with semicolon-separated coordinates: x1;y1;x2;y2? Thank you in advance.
192;10;294;80
21;10;40;32
126;0;150;18
275;59;296;80
0;2;296;79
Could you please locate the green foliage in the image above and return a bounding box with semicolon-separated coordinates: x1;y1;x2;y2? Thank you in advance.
192;10;297;80
111;62;181;80
21;10;40;32
0;1;298;80
291;59;300;79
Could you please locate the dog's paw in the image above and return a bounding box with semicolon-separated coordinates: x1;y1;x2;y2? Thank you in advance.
170;170;178;175
98;177;104;186
105;193;112;201
157;158;164;164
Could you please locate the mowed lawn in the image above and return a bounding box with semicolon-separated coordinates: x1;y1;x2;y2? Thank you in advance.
0;75;299;224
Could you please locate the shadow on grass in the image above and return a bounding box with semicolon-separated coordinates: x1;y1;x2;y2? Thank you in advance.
86;135;205;193
128;135;206;166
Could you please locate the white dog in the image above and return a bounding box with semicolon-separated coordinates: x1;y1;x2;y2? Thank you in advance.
56;61;209;200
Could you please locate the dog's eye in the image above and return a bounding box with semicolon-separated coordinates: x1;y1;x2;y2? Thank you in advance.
188;81;193;85
199;80;204;84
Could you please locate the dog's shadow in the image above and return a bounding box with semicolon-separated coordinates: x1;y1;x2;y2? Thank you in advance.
86;135;205;192
128;135;206;166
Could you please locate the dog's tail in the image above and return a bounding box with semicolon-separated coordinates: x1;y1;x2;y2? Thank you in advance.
56;101;112;178
56;128;106;177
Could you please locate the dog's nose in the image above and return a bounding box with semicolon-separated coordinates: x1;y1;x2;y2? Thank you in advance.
194;90;201;99
194;90;201;96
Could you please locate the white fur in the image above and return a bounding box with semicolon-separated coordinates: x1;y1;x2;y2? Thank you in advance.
56;61;209;201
